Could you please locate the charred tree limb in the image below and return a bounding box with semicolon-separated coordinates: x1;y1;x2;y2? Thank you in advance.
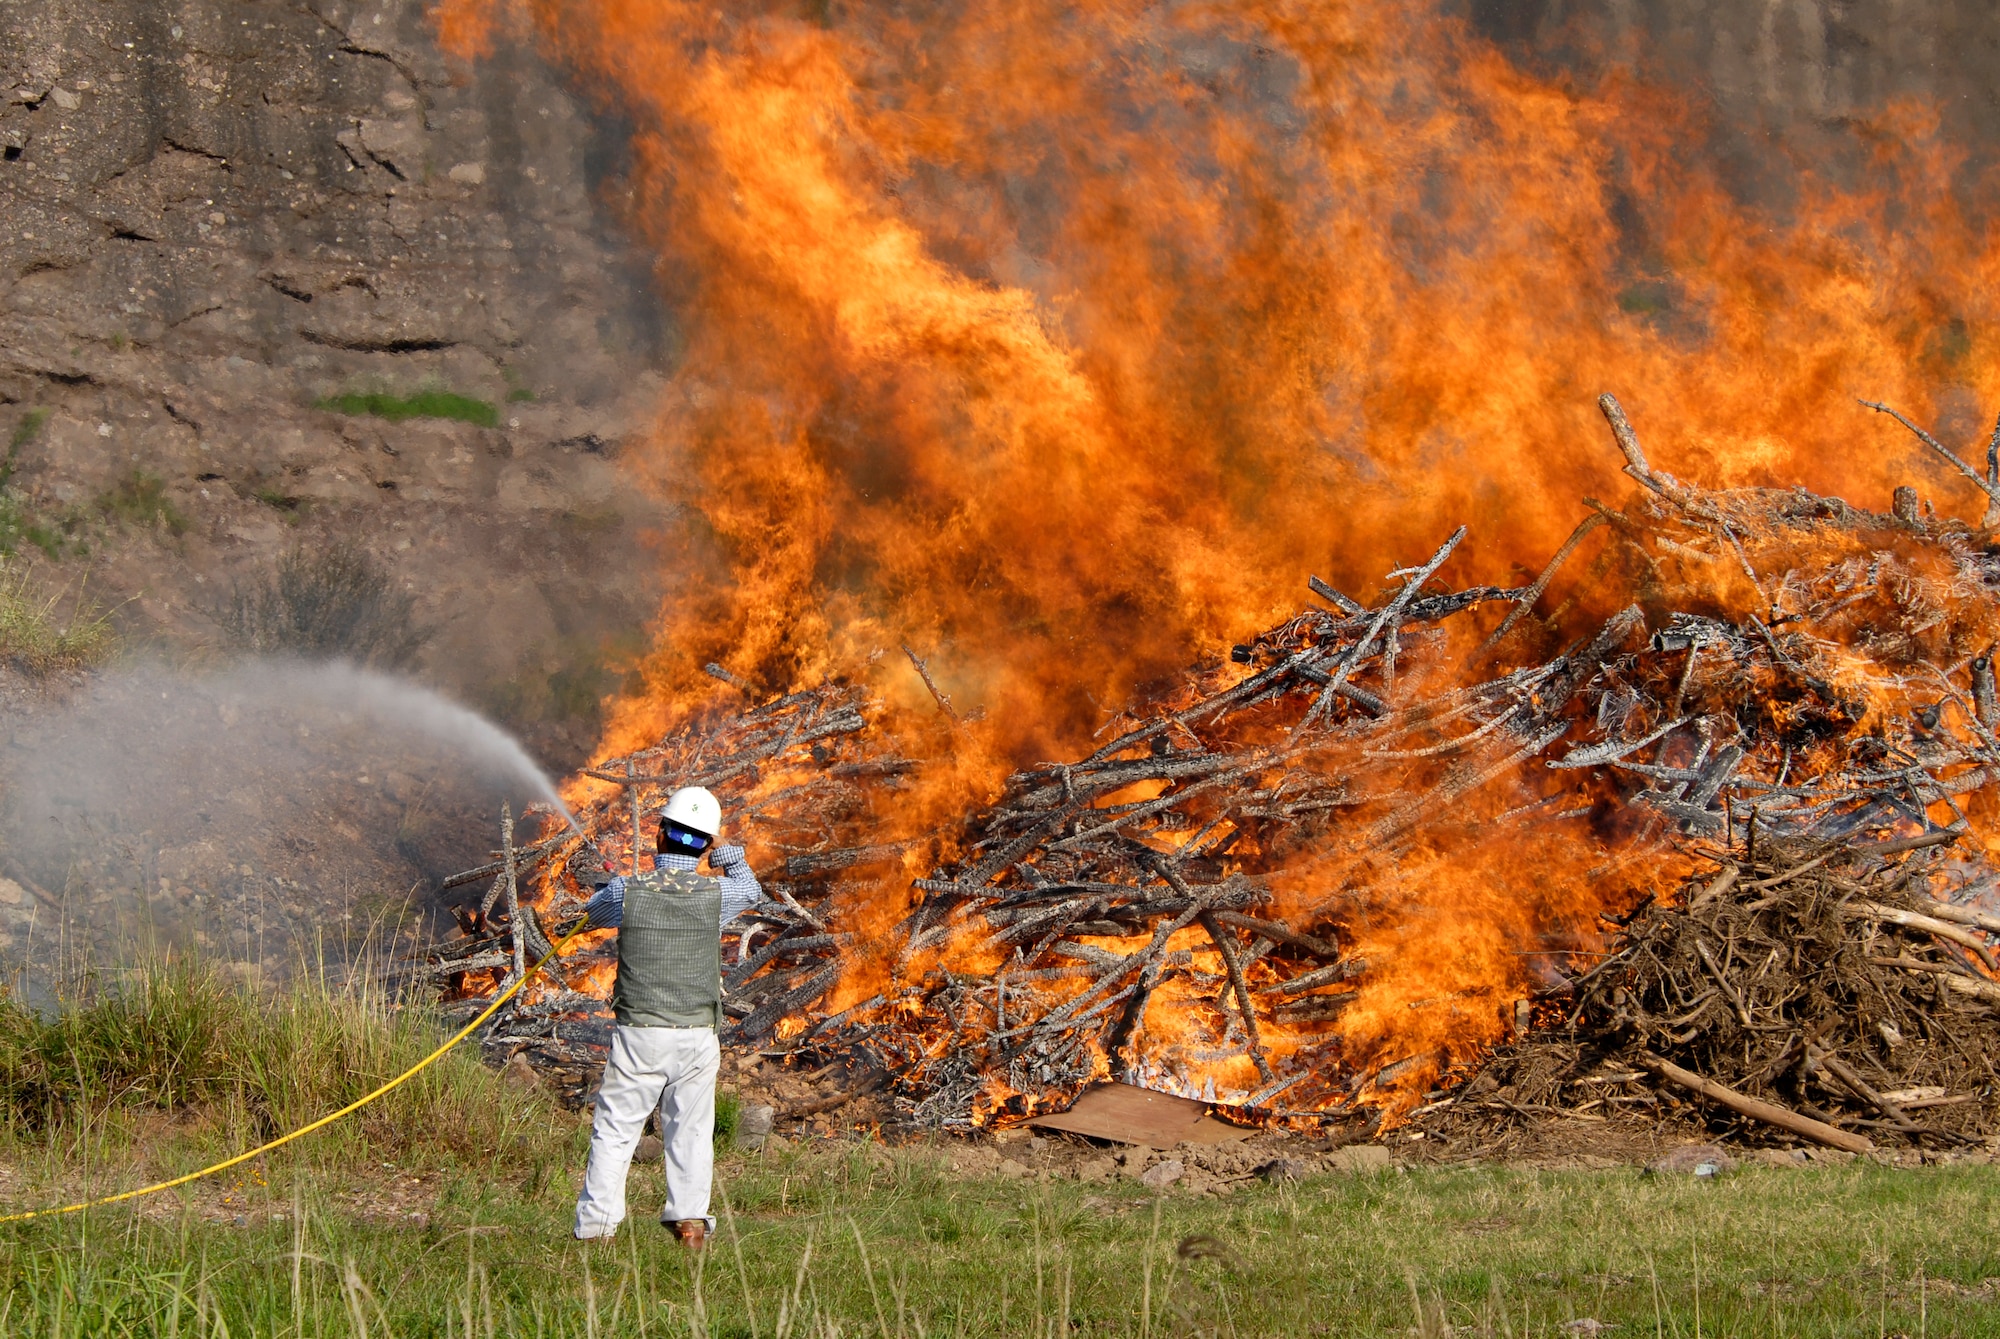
785;843;911;878
1367;722;1570;845
1106;959;1161;1072
1007;750;1242;800
1598;393;1677;500
1085;648;1325;763
1301;527;1467;728
442;840;557;892
729;960;842;1042
1291;666;1387;714
578;711;868;788
1477;513;1609;656
1048;756;1287;851
504;804;526;984
956;803;1086;887
725;932;843;990
1308;574;1364;614
1003;872;1227;1045
1861;399;2000;513
901;643;961;724
1256;958;1361;997
1209;911;1339;959
1199;911;1276;1084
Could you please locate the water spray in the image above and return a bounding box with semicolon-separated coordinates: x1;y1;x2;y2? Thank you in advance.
0;658;594;973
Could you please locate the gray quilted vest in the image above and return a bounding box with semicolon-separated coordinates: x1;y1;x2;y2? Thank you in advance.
610;868;723;1029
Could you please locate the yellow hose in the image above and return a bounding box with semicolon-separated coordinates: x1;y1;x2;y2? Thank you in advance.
0;918;590;1225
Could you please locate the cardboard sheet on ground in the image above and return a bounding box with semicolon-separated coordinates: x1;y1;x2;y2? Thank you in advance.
1028;1082;1254;1149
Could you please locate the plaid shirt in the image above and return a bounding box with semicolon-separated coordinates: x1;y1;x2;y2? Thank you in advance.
582;847;766;932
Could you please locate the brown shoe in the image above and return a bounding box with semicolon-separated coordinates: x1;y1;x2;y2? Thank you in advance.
668;1219;708;1250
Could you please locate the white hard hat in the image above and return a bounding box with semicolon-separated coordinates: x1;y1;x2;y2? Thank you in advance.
660;786;722;839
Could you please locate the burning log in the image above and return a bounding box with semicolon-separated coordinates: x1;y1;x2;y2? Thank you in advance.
440;838;561;894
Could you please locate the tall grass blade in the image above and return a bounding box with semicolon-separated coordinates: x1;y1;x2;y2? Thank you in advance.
722;1184;761;1339
849;1215;892;1339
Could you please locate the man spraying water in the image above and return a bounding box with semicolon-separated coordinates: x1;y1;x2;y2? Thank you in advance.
572;786;767;1248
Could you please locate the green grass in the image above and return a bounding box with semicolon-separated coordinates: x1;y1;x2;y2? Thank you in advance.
0;958;559;1164
2;1140;1996;1335
4;409;48;475
96;468;189;536
0;412;57;558
1;961;1997;1335
318;389;501;428
252;485;305;519
0;494;81;559
0;411;89;558
0;563;113;672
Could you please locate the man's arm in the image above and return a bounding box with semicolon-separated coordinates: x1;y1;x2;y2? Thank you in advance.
710;845;766;929
580;875;626;930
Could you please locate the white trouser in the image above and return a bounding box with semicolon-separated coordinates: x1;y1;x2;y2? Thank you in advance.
574;1025;720;1239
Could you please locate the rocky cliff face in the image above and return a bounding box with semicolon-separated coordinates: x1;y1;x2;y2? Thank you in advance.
0;0;669;762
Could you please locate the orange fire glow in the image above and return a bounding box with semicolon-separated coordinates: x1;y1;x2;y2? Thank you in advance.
434;0;2000;1113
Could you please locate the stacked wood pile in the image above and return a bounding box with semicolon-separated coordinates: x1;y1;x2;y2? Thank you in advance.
425;395;2000;1138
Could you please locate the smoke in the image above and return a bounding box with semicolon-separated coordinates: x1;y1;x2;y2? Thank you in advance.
0;660;579;985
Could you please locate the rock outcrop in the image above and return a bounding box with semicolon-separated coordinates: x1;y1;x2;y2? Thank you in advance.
0;0;668;759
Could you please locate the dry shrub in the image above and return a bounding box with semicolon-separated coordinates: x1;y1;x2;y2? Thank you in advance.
222;545;426;669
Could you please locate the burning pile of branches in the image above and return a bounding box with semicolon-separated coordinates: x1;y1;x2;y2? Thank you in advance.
1423;831;2000;1153
428;396;2000;1136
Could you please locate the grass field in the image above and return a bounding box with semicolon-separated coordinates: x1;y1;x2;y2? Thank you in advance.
316;389;501;429
1;963;1996;1336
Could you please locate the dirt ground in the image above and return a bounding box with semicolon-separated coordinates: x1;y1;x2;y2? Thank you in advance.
709;1047;2000;1186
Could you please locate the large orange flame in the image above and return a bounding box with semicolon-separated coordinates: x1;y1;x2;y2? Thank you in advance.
437;0;2000;740
434;0;2000;1112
